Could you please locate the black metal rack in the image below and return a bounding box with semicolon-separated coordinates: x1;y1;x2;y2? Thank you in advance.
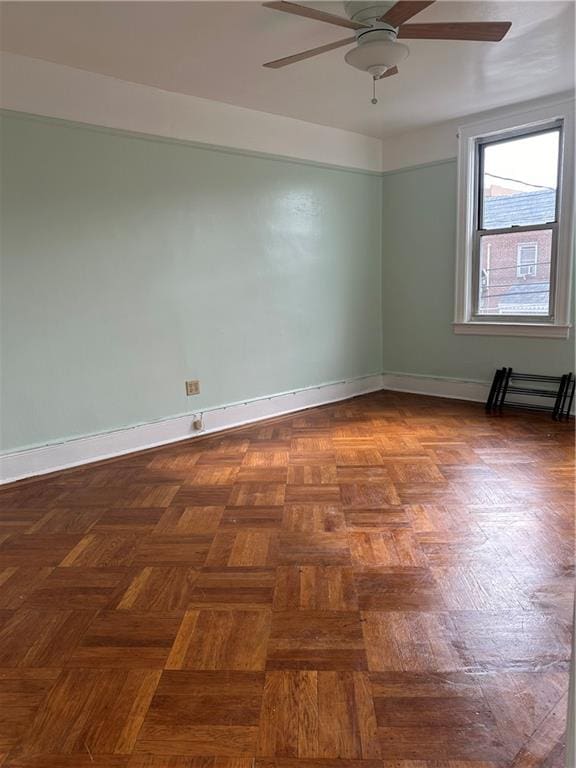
486;367;575;421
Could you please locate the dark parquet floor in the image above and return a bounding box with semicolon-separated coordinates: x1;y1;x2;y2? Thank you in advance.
0;391;573;767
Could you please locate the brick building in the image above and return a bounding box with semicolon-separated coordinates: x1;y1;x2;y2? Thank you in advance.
479;188;555;315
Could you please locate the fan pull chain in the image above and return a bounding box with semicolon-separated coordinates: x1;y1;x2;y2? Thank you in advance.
371;77;378;105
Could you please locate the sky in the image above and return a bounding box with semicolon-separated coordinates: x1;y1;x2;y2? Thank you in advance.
483;129;560;190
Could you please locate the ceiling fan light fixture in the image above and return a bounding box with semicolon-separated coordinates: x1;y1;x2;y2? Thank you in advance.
344;38;409;74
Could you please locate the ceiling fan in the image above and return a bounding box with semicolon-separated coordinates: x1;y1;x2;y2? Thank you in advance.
262;1;512;102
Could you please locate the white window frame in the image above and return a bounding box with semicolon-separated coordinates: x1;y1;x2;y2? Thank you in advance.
516;242;538;278
454;99;574;338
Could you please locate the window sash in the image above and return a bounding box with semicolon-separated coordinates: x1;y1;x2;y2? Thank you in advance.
476;122;563;232
471;120;563;324
471;222;558;323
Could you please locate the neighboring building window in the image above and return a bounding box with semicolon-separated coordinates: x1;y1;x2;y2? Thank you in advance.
516;243;538;278
454;100;574;338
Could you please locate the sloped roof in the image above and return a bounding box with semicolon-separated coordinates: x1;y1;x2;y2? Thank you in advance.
483;189;556;229
499;281;549;308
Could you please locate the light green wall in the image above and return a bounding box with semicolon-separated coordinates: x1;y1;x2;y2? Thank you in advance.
0;112;383;452
381;159;575;381
3;111;573;454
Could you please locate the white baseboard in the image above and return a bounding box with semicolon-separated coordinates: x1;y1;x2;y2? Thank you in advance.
381;371;490;403
3;370;569;484
381;371;575;416
0;374;383;484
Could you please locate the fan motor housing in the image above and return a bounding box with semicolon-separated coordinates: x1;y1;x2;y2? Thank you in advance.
343;1;397;25
355;24;398;43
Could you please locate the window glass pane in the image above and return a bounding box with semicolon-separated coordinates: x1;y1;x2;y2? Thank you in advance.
477;230;552;316
480;129;560;229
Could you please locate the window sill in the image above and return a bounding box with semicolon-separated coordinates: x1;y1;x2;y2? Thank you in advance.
453;322;571;339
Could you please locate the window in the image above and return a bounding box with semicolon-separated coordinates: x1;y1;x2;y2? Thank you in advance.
516;243;538;278
454;100;574;338
476;126;558;319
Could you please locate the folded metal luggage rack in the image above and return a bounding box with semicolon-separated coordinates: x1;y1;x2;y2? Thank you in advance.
486;368;575;421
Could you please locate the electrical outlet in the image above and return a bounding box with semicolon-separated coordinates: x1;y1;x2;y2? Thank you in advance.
193;415;203;431
186;380;200;396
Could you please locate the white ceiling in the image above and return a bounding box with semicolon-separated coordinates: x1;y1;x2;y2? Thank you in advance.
0;1;574;139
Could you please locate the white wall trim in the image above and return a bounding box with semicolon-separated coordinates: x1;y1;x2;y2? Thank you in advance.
0;52;383;173
453;321;571;339
0;374;383;485
382;371;575;417
381;372;490;403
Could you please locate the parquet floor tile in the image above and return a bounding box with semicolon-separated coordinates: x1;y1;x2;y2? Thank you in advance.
0;669;59;752
135;671;263;756
257;670;380;757
18;669;161;756
340;482;400;508
354;567;447;611
166;609;271;670
206;531;274;567
0;391;572;766
242;452;289;468
344;507;410;530
132;535;213;566
0;569;53;610
0;609;97;667
116;567;199;611
236;468;288;484
154;507;224;535
171;486;233;507
65;611;182;668
0;535;84;567
284;485;341;504
188;568;276;609
274;532;351;565
0;511;46;538
449;610;570;670
272;566;358;611
184;468;240;486
24;507;103;535
282;504;345;533
59;534;140;567
92;508;166;534
286;466;337;485
349;530;426;567
229;484;285;507
266;610;367;670
220;507;283;530
20;567;132;610
361;611;459;672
